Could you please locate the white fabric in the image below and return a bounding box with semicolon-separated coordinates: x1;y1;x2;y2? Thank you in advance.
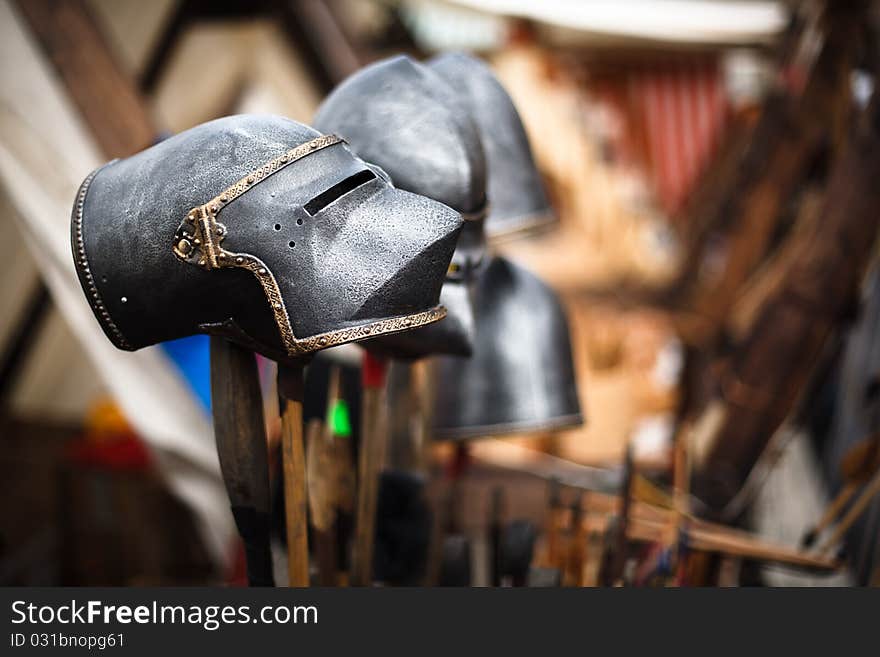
750;429;852;586
0;0;233;569
444;0;786;44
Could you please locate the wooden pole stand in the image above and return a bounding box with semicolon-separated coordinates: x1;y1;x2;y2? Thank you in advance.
209;337;273;586
278;363;309;587
351;353;388;586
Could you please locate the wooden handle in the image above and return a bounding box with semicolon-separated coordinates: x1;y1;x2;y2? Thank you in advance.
819;470;880;557
306;418;338;586
209;337;273;587
351;354;387;586
279;364;309;587
802;481;859;547
603;446;635;586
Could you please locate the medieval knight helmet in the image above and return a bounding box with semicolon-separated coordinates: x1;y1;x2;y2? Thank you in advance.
313;55;488;359
427;53;554;241
432;256;583;440
71;114;462;365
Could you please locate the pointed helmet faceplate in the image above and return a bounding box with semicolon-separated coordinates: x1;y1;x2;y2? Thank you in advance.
72;114;462;364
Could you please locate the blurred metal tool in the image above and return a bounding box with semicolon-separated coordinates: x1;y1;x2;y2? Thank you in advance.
499;519;538;587
602;445;635;586
488;487;505;586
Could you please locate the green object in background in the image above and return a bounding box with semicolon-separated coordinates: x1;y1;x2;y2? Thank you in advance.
329;399;352;437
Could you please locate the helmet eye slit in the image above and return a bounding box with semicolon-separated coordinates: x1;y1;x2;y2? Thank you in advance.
304;169;376;216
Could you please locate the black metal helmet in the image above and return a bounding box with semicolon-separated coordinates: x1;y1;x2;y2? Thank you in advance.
72;114;462;365
432;256;583;439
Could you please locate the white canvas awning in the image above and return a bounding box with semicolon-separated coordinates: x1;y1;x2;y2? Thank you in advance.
443;0;788;45
0;0;234;569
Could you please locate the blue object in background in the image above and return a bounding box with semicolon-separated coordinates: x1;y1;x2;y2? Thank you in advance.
161;334;212;412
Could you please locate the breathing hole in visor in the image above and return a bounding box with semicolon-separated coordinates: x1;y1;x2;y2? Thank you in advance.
304;169;376;216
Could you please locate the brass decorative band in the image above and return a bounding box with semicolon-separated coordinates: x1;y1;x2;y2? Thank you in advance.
199;134;343;218
285;306;447;354
173;134;448;356
206;244;446;356
217;249;299;352
73;165;132;350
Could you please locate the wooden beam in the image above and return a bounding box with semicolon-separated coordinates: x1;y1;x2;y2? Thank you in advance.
14;0;156;157
584;491;839;571
700;80;880;508
276;0;364;93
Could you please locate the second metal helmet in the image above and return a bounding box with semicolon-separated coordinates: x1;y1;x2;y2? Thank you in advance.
428;53;555;241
